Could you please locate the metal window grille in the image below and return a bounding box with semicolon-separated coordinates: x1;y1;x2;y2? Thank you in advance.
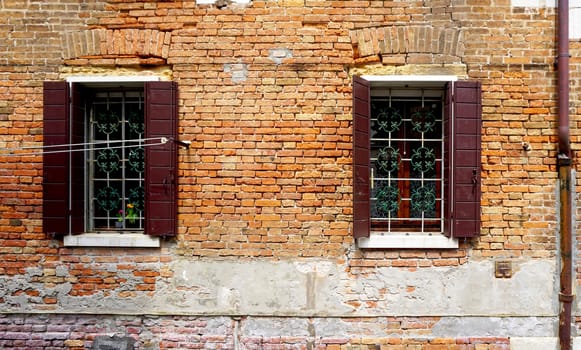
370;88;444;234
88;90;145;231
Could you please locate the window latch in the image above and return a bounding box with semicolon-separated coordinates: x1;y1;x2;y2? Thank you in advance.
472;168;478;191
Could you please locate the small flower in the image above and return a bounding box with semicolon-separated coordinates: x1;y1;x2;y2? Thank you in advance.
117;209;124;222
126;203;138;224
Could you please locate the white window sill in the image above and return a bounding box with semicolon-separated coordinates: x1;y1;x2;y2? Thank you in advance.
63;233;160;248
357;234;458;249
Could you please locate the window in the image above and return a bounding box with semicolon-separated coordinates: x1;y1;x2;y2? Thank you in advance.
43;79;178;243
353;76;481;247
90;89;146;231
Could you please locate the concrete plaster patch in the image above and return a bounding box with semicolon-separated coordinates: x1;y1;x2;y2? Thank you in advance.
269;48;293;64
510;337;557;350
54;282;72;295
0;275;66;311
58;291;156;313
163;258;557;317
0;257;558;320
55;265;69;277
223;63;248;83
25;267;43;277
366;259;557;316
293;260;334;275
165;258;349;315
432;317;556;338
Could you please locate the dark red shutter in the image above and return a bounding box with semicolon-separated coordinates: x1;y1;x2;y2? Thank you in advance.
43;82;70;235
443;83;452;236
145;81;178;237
445;81;482;238
43;82;85;236
352;76;371;238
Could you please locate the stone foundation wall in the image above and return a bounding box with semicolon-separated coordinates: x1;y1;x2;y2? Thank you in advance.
0;314;515;350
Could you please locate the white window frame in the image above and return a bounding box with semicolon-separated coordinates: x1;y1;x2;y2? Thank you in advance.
357;75;459;249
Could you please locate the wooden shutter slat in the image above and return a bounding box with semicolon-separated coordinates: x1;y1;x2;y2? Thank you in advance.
352;76;371;238
70;84;85;234
446;81;482;238
145;81;178;237
43;81;70;236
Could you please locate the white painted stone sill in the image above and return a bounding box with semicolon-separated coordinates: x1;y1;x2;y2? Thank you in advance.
357;234;458;249
63;233;160;248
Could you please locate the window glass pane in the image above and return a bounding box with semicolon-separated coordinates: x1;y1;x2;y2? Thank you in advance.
370;89;443;233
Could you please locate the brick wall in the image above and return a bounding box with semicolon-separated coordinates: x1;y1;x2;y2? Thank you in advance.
0;0;568;260
0;0;580;348
0;314;511;350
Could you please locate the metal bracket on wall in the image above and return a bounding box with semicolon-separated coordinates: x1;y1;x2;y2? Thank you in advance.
495;260;512;278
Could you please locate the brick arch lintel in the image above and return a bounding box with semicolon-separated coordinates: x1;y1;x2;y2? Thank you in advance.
62;29;171;65
350;25;464;62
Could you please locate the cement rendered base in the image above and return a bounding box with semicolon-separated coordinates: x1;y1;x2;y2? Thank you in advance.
510;337;581;350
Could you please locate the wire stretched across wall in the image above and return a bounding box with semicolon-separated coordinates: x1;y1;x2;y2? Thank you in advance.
0;137;171;157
